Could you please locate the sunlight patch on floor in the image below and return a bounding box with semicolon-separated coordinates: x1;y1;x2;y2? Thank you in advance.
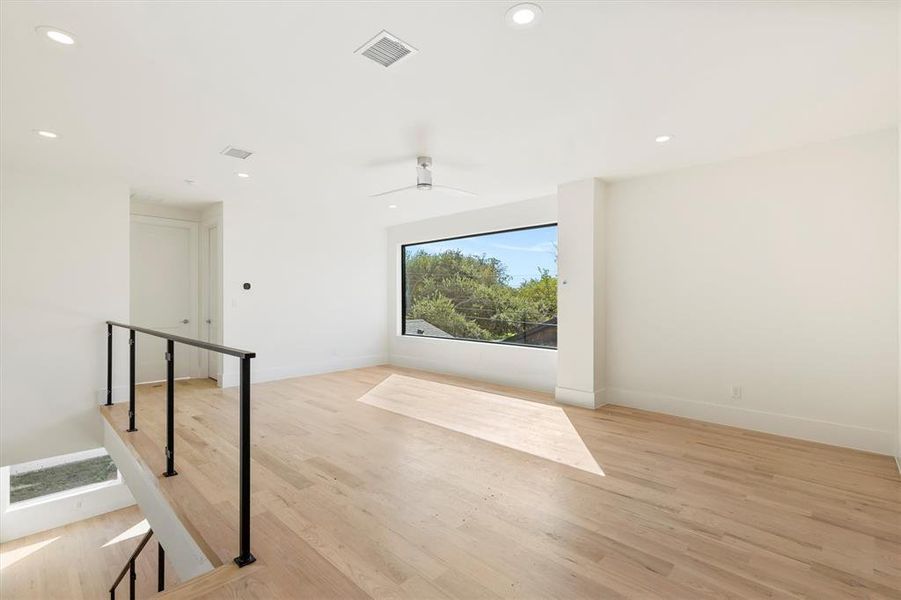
102;519;149;548
0;536;60;571
358;374;604;476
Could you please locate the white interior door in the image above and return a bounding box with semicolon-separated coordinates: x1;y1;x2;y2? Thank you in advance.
130;215;198;383
205;223;221;380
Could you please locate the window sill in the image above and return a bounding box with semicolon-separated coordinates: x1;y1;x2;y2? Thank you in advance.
398;333;557;351
7;477;123;511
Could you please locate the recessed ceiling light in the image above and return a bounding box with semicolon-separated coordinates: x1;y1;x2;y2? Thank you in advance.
513;8;536;24
655;134;673;143
388;204;398;209
506;3;542;29
36;26;75;46
36;130;58;139
236;172;250;178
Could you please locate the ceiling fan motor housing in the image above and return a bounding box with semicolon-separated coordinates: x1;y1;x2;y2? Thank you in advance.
416;156;433;189
370;155;473;198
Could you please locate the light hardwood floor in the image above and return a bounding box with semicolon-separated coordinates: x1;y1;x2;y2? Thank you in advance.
358;374;604;476
97;366;898;599
0;505;179;599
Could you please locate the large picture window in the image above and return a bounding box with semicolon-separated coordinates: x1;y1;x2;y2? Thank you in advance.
402;224;558;348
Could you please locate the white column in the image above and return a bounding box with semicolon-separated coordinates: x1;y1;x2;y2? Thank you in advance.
555;178;606;408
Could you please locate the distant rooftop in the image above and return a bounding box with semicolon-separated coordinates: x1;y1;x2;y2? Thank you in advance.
503;316;557;348
405;319;453;338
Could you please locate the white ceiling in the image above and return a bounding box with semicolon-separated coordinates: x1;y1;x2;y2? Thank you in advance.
1;1;896;223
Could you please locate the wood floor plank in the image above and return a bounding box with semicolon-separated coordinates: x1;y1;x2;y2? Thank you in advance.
0;506;179;600
358;374;604;476
88;366;900;599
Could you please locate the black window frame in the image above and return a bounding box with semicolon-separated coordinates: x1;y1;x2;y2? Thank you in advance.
400;222;558;350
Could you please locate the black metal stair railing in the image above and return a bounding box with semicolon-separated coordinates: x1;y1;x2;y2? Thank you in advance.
105;321;257;568
109;529;165;599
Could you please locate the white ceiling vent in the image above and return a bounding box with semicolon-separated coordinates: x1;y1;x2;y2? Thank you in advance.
220;146;254;160
355;30;417;68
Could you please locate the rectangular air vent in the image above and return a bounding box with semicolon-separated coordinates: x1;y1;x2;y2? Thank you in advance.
220;146;254;160
355;30;417;68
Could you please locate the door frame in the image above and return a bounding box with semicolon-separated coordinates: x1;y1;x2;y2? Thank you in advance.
199;210;223;384
129;214;201;380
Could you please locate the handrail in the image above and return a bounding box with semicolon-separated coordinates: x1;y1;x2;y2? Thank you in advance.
109;529;154;599
106;321;255;358
105;320;257;569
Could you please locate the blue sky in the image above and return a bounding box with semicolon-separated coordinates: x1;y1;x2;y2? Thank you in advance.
406;225;557;286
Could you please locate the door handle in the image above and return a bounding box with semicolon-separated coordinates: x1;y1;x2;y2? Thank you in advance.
181;319;190;324
205;319;212;324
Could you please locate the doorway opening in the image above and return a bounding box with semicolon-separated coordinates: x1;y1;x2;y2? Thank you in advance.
129;201;223;385
200;217;222;382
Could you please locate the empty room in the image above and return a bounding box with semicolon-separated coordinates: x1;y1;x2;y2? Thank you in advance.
0;1;899;599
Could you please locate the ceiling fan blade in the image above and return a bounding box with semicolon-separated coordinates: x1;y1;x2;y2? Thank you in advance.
431;184;477;198
363;155;412;168
369;185;419;198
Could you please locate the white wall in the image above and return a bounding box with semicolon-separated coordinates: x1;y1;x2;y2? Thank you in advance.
220;202;388;387
0;168;130;466
0;462;135;543
130;201;204;223
387;196;558;392
605;130;898;454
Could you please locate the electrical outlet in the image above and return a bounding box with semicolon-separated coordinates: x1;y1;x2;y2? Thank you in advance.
731;385;742;401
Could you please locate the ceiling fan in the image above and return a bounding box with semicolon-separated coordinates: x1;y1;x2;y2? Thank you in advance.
370;156;476;199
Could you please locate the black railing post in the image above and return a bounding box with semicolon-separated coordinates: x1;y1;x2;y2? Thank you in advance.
127;330;137;432
106;323;113;406
234;355;256;567
157;542;165;592
106;321;257;569
163;340;177;477
128;559;136;600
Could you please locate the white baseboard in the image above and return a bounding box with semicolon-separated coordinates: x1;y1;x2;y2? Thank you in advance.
95;385;129;405
135;376;192;385
219;354;388;389
101;355;388;395
96;375;199;404
555;386;606;409
607;387;895;456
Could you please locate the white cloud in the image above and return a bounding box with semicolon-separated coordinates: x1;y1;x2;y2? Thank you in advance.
492;242;556;253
